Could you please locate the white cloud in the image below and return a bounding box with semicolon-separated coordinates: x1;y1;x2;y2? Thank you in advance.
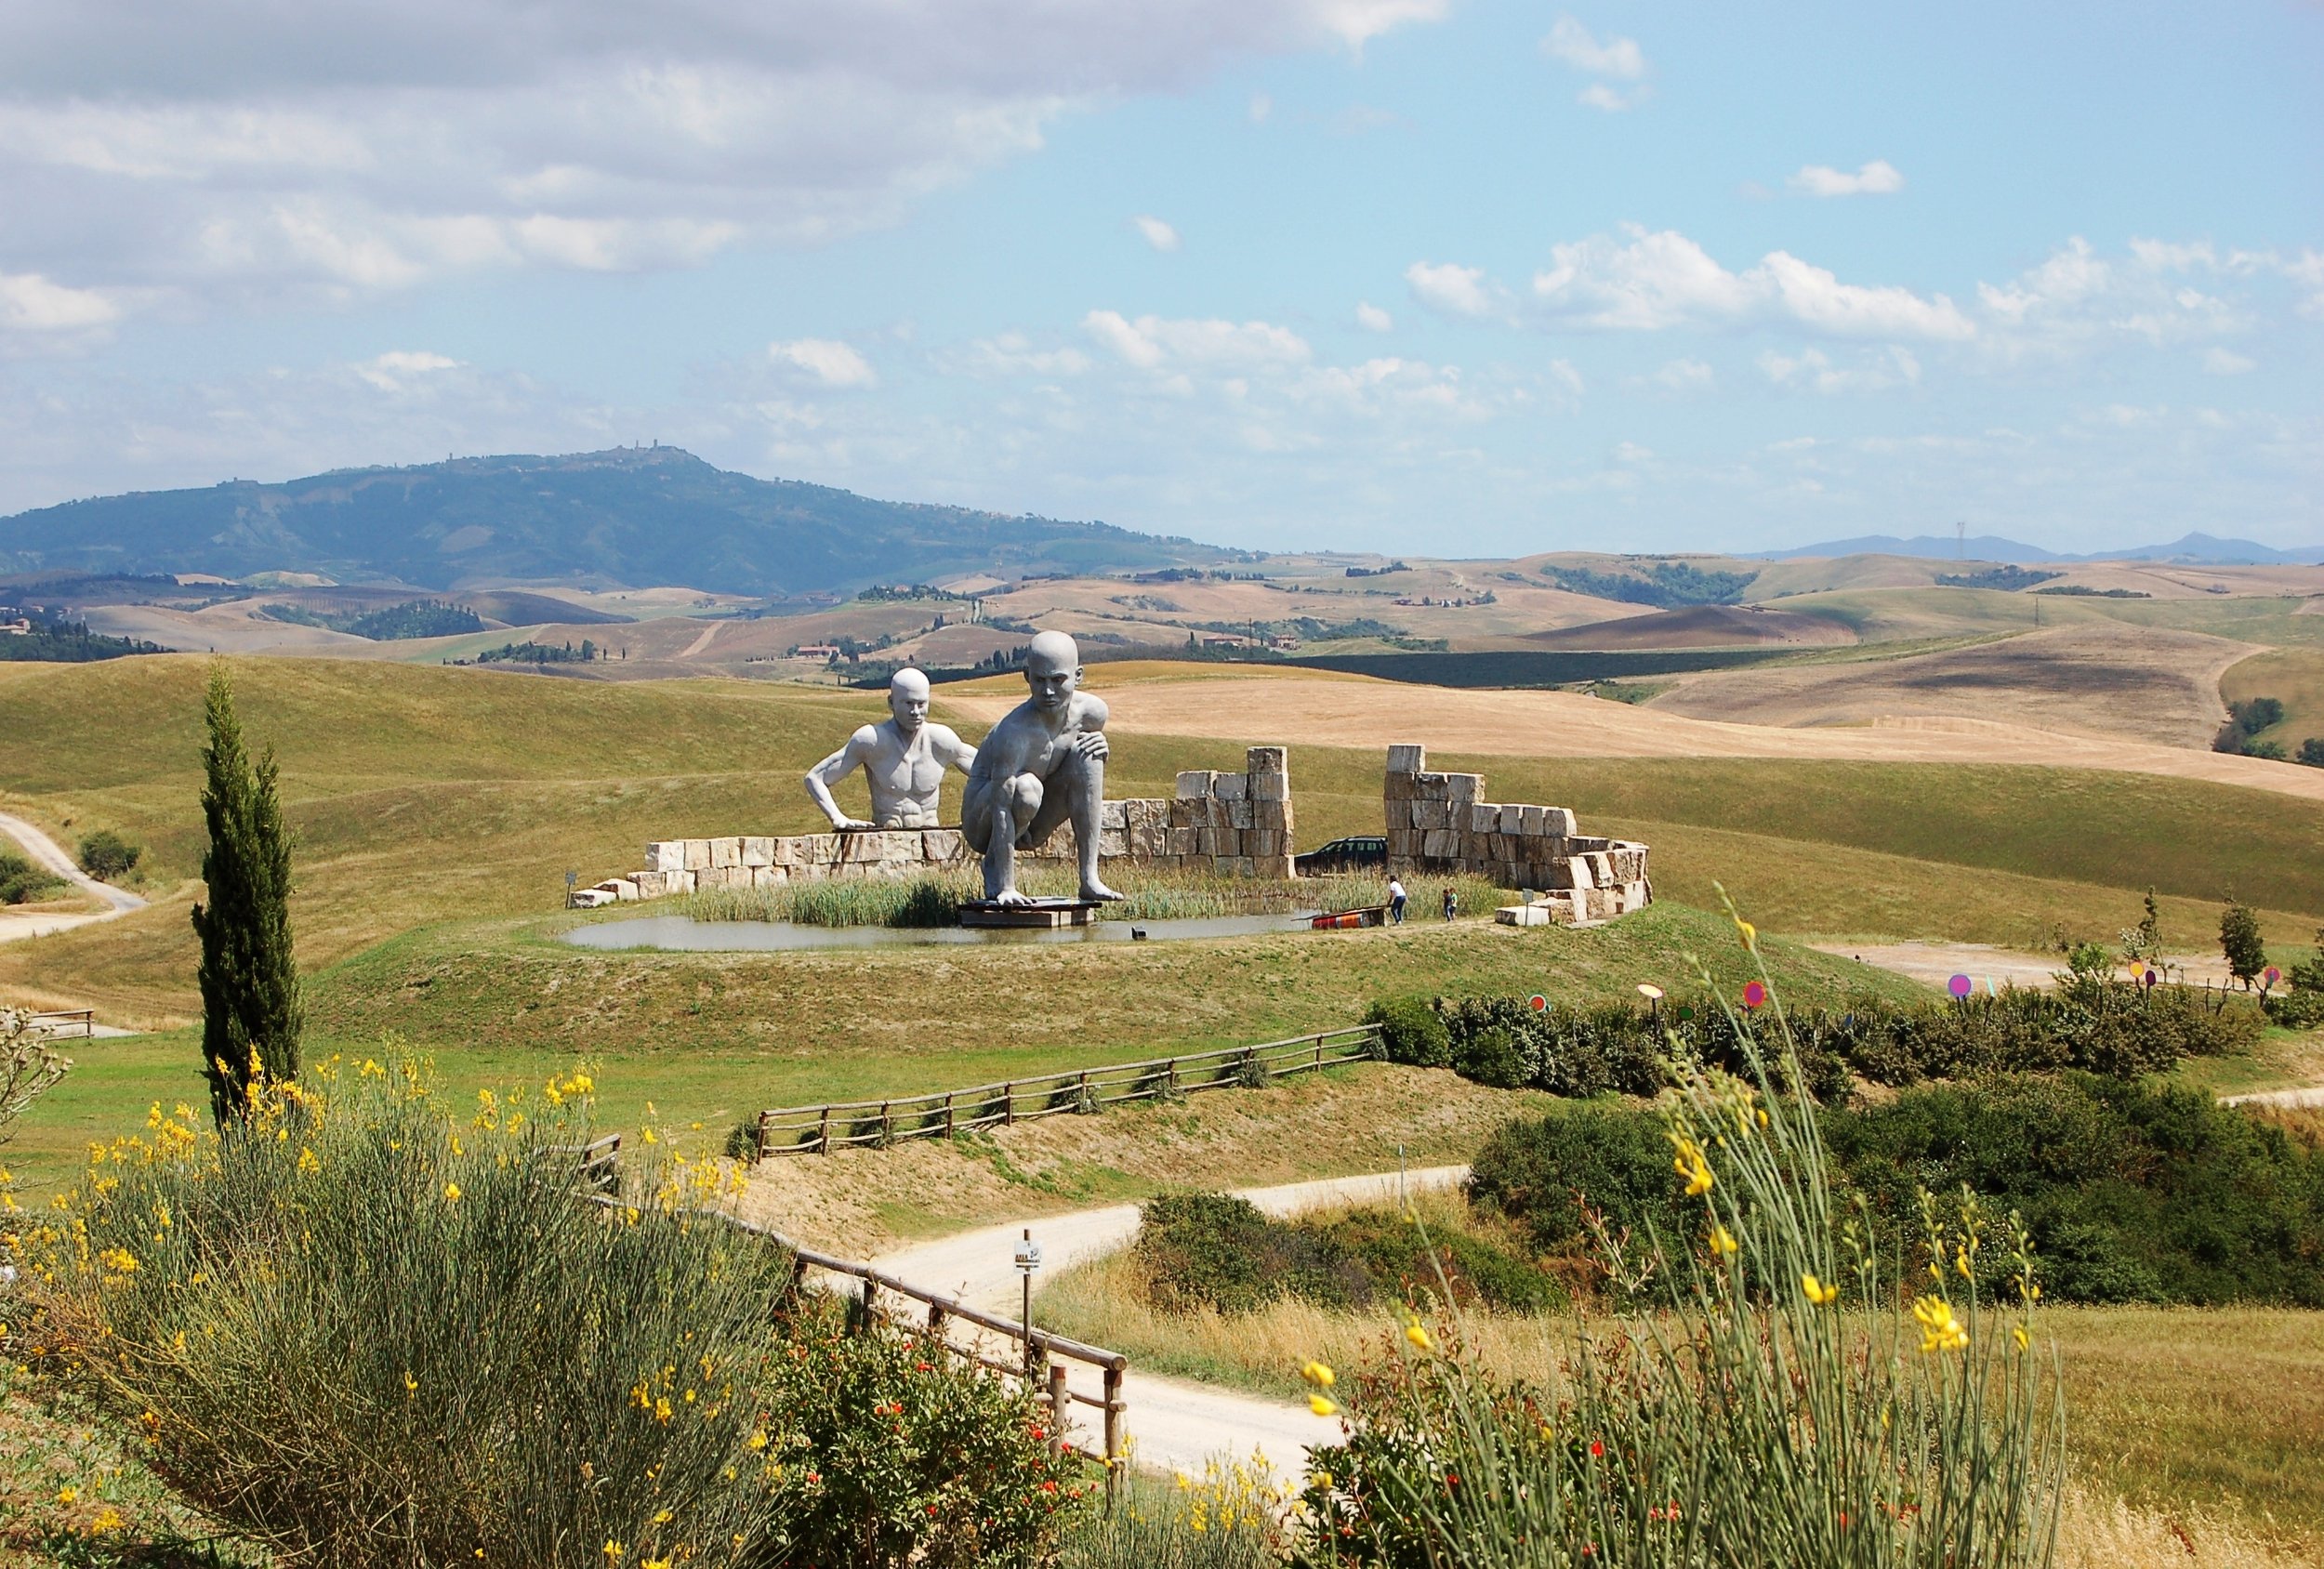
0;270;121;332
0;0;1453;312
1132;214;1181;252
2203;347;2256;375
1758;345;1921;394
1789;159;1904;197
1540;17;1645;78
1540;16;1648;110
1531;226;1975;340
352;349;461;390
1355;301;1394;333
1611;441;1654;464
1082;310;1312;371
962;331;1089;377
1405;260;1500;319
1550;359;1585;397
1248;92;1273;123
770;337;878;388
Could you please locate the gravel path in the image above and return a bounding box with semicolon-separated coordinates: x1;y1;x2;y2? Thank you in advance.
853;1164;1470;1481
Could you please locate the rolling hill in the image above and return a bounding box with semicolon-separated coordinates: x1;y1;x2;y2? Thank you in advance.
0;445;1227;596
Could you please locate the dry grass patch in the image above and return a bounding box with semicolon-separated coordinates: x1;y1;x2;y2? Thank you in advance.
733;1064;1552;1257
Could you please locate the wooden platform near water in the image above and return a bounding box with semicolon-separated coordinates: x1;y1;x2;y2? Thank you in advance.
958;898;1105;930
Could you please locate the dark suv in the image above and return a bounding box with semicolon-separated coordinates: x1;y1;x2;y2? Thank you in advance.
1294;835;1388;876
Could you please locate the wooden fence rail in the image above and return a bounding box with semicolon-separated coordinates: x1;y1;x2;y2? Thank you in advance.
753;1023;1383;1158
25;1009;94;1040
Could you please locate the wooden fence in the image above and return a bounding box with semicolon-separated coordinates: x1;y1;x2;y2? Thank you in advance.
575;1140;1130;1495
753;1023;1383;1158
728;1211;1130;1483
25;1009;94;1040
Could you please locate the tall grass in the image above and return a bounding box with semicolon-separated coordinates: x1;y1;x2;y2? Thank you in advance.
679;869;1512;928
1295;897;2066;1567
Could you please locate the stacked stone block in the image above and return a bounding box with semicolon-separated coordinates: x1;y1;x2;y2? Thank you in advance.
1383;744;1650;924
578;746;1295;905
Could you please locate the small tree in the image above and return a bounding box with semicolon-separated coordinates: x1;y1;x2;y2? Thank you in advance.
1;1008;72;1147
2298;737;2324;769
2219;897;2266;991
2119;887;2163;966
190;668;303;1121
77;827;141;880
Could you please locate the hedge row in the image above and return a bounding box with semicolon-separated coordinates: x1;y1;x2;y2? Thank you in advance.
1367;976;2261;1102
1468;1074;2324;1306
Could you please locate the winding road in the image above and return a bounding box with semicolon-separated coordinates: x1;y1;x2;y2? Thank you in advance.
858;1165;1470;1481
0;809;146;945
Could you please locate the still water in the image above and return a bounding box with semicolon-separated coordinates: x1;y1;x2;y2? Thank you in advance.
561;912;1322;952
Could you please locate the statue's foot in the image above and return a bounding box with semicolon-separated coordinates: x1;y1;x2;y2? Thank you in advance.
991;887;1035;906
1080;879;1125;903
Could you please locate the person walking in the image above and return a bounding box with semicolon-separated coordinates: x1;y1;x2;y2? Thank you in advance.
1441;885;1458;922
1387;877;1407;925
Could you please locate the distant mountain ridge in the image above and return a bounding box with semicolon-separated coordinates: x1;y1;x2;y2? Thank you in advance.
1757;532;2324;566
0;447;1226;596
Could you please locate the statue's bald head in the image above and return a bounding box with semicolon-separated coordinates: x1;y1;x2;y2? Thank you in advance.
1022;629;1082;713
887;666;931;732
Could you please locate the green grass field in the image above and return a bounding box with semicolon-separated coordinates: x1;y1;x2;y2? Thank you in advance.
2222;646;2324;757
6;653;2322;1191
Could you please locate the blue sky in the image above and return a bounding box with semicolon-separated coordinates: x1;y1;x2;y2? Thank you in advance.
1;0;2317;556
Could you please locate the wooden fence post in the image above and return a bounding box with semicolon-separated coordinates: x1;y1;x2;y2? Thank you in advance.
1004;1083;1014;1127
754;1110;772;1160
944;1092;956;1140
818;1105;831;1154
1103;1365;1124;1507
880;1101;891;1145
1048;1364;1069;1456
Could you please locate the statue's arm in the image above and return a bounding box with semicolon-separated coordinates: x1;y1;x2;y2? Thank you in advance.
803;728;878;828
931;725;978;775
1070;693;1111;761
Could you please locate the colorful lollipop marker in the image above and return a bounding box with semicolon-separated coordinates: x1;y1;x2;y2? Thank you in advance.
1948;974;1973;999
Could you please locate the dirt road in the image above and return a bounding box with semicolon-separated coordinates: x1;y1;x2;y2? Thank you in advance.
0;810;146;946
854;1165;1469;1481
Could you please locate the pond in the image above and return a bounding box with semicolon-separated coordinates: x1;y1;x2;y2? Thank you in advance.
560;911;1326;952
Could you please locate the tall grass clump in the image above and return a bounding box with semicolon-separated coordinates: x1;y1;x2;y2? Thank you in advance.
1298;895;2065;1569
14;1062;1084;1567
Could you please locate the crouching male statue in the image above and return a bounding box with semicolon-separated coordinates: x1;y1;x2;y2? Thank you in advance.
802;667;978;830
960;630;1122;904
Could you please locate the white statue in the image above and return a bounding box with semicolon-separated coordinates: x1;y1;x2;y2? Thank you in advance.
961;630;1121;904
803;667;978;830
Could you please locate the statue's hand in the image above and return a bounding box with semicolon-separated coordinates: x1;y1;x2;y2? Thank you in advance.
831;815;875;831
1072;730;1110;763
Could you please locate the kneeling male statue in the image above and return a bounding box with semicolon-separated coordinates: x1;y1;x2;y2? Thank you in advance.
960;630;1122;905
802;667;978;830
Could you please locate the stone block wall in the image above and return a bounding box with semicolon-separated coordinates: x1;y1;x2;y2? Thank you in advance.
577;746;1295;905
1383;744;1651;923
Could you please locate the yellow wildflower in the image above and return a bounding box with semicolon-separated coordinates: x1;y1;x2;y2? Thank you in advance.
1802;1272;1840;1306
57;1485;77;1505
603;1543;624;1561
1912;1295;1969;1353
1736;918;1757;952
1301;1360;1335;1388
404;1371;418;1396
297;1147;321;1175
443;1182;462;1204
1405;1322;1432;1352
1668;1133;1714;1197
2013;1325;2030;1351
1710;1225;1739;1257
1308;1394;1338;1417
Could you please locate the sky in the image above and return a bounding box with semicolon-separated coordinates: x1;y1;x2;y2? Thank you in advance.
0;0;2318;556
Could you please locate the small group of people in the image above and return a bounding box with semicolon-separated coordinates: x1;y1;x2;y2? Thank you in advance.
1384;877;1458;925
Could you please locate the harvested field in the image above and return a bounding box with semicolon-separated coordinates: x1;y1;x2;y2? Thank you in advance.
940;664;2324;804
1645;622;2254;746
1514;602;1856;650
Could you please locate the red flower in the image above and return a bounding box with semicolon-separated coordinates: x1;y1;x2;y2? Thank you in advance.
1589;1440;1604;1458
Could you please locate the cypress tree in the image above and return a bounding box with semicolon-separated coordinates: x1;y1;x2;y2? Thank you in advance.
191;668;303;1122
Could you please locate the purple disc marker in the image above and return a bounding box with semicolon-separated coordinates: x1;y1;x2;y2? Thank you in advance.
1948;974;1973;999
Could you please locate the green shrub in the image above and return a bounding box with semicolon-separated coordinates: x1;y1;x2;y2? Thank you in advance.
0;849;64;905
1130;1193;1563;1318
759;1297;1083;1569
75;828;141;880
1303;956;2061;1568
1135;1193;1367;1314
1471;1073;2324;1306
1364;995;1449;1069
1405;978;2258;1105
25;1064;1075;1568
2221;898;2266;987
